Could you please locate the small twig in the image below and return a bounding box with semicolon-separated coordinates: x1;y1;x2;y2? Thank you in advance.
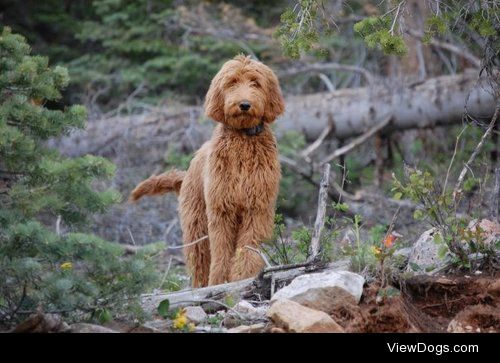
300;119;334;161
244;246;272;268
408;30;481;68
318;73;335;92
308;163;331;262
389;1;405;36
158;256;173;290
421;297;464;310
55;215;62;236
279;155;362;203
320;115;392;165
490;167;500;220
173;300;245;320
443;125;468;196
127;227;137;246
167;235;209;250
260;261;316;276
381;206;401;245
454;104;500;201
270;275;276;298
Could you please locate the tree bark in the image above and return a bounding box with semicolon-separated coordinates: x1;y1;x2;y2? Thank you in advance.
275;70;495;140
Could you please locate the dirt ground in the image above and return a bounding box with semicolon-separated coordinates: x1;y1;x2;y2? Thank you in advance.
328;272;499;333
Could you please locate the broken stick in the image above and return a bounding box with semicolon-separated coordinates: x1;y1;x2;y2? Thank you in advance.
308;163;331;262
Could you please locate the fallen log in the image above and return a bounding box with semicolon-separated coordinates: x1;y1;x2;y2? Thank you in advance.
140;259;350;314
276;70;496;140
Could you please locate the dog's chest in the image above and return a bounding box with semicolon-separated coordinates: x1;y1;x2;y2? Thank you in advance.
206;134;280;209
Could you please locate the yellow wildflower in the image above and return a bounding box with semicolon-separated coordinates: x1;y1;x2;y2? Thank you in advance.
173;309;188;330
371;246;382;256
60;262;73;271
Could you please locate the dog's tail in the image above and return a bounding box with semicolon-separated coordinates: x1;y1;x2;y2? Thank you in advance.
129;169;186;202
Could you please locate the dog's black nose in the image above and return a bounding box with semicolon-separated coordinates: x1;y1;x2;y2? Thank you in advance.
239;101;251;111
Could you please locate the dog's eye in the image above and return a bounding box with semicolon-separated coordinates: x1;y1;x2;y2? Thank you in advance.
227;79;238;87
250;79;261;88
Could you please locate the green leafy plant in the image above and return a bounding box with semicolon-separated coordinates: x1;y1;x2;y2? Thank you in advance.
392;167;495;270
0;28;159;324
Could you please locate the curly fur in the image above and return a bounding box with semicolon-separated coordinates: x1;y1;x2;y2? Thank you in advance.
130;55;285;287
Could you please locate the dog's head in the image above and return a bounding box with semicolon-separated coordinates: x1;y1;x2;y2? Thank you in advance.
204;55;285;128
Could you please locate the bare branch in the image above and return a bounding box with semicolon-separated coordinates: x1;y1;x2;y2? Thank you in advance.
454;104;500;200
408;30;481;68
279;62;374;84
491;167;500;220
320;115;392;165
300;119;334;161
443;125;468;196
389;1;405;36
244;246;272;268
279;155;361;203
308;163;331;262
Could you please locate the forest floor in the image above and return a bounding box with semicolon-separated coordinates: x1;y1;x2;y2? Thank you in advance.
331;272;499;333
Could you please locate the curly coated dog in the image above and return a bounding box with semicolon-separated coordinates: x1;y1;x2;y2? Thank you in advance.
130;55;285;287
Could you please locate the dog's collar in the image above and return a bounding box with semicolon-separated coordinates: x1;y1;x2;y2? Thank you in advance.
242;121;265;136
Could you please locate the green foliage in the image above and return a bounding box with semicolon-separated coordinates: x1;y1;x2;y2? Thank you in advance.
264;210;338;266
68;0;244;108
277;131;316;214
469;12;497;37
423;15;448;44
262;214;296;265
275;0;322;59
392;167;496;270
164;145;193;170
354;16;407;56
0;28;159;324
342;214;376;273
157;299;170;319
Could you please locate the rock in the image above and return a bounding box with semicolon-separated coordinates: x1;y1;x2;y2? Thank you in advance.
228;323;266;333
184;306;207;324
406;228;443;274
466;219;500;247
269;327;287;333
407;220;499;275
233;300;268;320
447;305;500;333
69;323;118;333
142;319;171;332
270;270;364;314
394;247;412;259
223;300;269;327
267;299;344;333
12;313;70;333
194;326;228;333
487;278;500;297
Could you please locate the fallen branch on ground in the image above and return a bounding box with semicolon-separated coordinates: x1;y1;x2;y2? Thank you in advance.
140;259;350;314
308;163;331;262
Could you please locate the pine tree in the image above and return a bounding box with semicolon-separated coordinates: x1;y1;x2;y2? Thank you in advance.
0;27;159;325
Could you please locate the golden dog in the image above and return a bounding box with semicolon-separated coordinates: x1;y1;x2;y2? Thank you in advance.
130;55;285;287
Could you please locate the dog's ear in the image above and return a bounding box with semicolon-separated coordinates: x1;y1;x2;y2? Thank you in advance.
204;68;225;123
263;67;285;123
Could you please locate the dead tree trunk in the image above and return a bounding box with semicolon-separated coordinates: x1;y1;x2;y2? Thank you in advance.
275;70;495;140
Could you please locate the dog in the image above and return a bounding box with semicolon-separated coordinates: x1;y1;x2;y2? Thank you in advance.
130;55;285;287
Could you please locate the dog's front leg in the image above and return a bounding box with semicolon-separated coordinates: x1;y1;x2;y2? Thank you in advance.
207;210;238;285
229;208;274;281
